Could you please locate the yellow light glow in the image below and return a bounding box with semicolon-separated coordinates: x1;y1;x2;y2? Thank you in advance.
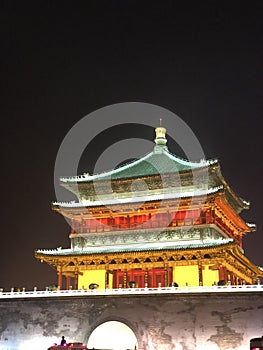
78;269;106;290
87;321;138;350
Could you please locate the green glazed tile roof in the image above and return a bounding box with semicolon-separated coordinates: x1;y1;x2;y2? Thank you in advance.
36;238;234;256
60;148;217;183
53;186;224;208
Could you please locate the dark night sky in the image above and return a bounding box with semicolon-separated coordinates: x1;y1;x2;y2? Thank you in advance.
0;2;262;290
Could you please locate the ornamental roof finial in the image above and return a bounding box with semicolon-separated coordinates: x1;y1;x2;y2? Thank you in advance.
154;120;168;151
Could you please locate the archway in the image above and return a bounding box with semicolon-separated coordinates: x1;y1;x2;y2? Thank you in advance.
87;321;138;350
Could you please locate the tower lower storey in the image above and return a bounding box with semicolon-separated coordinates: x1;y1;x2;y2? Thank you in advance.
48;245;258;290
76;264;245;290
36;229;261;290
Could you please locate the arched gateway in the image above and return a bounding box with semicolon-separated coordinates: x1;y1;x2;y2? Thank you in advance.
87;321;138;350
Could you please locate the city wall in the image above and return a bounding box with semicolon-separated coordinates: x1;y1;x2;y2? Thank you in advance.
0;290;262;350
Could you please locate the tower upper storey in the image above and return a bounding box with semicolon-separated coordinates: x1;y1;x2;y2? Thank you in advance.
56;124;250;215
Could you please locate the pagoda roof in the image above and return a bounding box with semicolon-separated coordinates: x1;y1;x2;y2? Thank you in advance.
36;238;234;256
57;126;250;214
54;185;223;208
60;148;218;183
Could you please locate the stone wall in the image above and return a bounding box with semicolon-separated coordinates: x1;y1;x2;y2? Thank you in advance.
0;291;262;350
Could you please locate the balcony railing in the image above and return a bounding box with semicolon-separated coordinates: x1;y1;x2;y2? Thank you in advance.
0;283;262;299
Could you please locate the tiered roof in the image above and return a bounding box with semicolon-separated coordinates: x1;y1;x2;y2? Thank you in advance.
37;238;234;255
60;148;217;183
35;124;262;284
55;126;250;215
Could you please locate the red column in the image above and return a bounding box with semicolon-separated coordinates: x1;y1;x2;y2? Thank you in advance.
66;276;71;290
124;270;127;288
199;265;203;285
105;270;109;288
145;268;148;287
57;267;63;289
167;267;173;286
218;265;227;281
74;273;78;289
164;267;168;287
227;271;234;285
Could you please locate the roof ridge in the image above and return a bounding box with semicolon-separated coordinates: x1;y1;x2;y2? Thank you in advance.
60;149;217;183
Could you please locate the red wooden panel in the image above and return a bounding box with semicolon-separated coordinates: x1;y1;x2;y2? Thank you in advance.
114;270;124;289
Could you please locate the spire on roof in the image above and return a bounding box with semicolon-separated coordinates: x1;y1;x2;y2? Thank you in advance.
154;121;168;152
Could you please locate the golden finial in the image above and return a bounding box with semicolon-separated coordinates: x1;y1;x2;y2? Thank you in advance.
154;119;167;150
